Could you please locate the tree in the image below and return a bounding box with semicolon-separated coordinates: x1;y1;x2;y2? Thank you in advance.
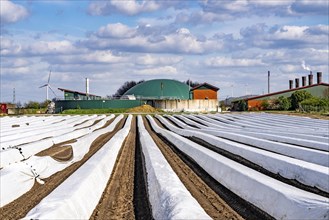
260;100;270;110
113;80;144;97
300;97;329;112
40;100;51;108
290;90;312;110
237;100;248;111
323;88;329;100
277;96;291;110
184;80;200;88
24;101;40;109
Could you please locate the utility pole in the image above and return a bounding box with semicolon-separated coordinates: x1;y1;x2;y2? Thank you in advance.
13;88;16;104
268;70;270;94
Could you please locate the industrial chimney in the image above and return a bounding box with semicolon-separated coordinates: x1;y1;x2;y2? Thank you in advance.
289;80;293;90
295;78;300;88
317;72;322;84
302;76;306;87
308;74;313;86
86;78;90;99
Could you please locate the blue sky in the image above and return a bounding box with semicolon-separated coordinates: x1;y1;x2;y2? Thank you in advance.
1;0;328;103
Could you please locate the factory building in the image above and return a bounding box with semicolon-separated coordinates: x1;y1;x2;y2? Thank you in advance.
233;72;328;110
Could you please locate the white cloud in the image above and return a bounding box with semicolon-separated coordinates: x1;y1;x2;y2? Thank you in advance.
0;37;22;55
0;0;29;24
134;65;178;75
85;24;224;54
135;54;183;66
45;51;125;64
97;23;137;38
271;25;308;40
205;57;264;67
240;24;329;49
88;0;161;16
110;0;160;15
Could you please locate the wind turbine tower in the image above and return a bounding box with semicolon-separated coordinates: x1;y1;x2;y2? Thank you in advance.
39;70;56;100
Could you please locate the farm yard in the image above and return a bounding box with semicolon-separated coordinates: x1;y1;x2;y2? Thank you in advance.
0;113;328;219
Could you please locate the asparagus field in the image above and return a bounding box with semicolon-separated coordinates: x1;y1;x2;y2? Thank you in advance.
1;113;328;219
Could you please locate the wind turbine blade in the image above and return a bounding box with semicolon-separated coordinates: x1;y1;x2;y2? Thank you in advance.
47;70;52;84
48;85;57;97
39;84;47;88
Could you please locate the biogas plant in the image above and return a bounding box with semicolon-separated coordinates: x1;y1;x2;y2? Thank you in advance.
55;79;220;113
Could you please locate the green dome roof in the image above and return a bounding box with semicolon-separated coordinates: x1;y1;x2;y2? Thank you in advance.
124;79;190;100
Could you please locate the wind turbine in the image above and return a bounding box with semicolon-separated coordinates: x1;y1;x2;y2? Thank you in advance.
39;70;56;100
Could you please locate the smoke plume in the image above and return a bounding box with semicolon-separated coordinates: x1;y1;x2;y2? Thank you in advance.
301;60;311;71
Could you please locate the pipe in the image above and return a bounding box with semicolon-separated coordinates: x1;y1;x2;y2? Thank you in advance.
86;78;90;99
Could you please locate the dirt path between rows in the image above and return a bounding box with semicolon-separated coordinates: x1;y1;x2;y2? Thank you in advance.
90;116;136;220
143;116;243;220
0;116;126;220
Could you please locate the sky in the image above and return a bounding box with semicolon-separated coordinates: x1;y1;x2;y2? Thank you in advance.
1;0;328;103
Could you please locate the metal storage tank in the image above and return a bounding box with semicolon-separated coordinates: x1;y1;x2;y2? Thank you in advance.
123;79;190;100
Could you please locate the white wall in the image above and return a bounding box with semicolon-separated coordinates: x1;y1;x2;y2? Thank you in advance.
153;99;220;112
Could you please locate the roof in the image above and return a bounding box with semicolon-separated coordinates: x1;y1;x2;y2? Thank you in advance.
123;79;190;100
191;83;219;91
58;88;101;97
246;83;329;101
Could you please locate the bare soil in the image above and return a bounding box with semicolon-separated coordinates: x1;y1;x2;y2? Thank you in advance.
36;139;76;161
0;116;126;220
126;104;161;113
90;116;136;220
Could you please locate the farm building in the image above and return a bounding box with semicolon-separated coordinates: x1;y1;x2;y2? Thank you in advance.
55;79;220;112
190;83;219;99
232;72;329;110
58;88;101;100
0;103;17;115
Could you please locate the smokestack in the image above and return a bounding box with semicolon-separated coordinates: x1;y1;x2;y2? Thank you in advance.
308;74;313;86
302;76;306;87
85;78;90;98
268;71;270;93
317;72;322;84
295;78;300;88
289;80;293;90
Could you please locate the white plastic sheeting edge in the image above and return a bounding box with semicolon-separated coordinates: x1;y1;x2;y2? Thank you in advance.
0;115;122;207
0;115;114;168
171;115;329;166
24;115;133;219
158;115;329;193
193;114;329;148
137;116;210;219
147;115;329;220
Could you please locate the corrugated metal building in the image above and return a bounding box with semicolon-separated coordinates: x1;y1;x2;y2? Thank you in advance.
58;88;101;100
235;72;328;110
